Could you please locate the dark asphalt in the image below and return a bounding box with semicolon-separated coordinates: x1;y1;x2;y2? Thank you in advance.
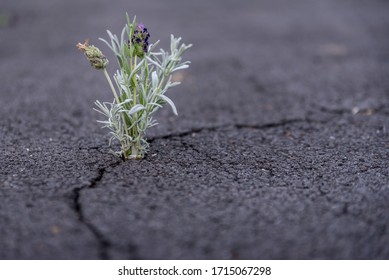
0;0;388;259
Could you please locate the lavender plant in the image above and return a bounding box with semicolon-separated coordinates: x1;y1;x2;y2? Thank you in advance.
77;15;192;159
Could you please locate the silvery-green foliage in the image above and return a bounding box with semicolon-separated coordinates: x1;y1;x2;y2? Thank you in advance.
94;15;192;159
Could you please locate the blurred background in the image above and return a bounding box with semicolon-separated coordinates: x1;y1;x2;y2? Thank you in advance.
1;0;388;135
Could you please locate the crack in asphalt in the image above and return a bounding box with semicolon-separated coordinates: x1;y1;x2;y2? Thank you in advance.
72;166;114;259
149;118;307;143
150;100;383;144
180;137;241;182
149;117;332;186
234;118;305;130
149;123;231;143
72;159;143;259
72;118;306;257
75;111;384;257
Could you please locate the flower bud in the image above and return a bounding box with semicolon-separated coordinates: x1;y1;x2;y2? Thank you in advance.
129;23;150;58
77;40;108;70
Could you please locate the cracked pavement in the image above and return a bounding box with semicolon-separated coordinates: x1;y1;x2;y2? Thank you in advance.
0;0;389;259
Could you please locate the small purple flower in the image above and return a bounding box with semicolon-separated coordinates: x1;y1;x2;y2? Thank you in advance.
129;22;150;57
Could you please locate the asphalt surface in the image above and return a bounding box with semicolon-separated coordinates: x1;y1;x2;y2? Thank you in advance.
0;0;388;259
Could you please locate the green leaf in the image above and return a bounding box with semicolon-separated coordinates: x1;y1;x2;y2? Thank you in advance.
127;104;145;115
99;38;114;52
160;95;178;115
151;71;158;88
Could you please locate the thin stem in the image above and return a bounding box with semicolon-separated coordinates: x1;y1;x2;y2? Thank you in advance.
144;59;149;96
130;56;139;152
133;56;138;106
103;68;120;104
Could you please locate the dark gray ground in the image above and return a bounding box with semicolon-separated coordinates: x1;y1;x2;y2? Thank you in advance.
0;0;388;259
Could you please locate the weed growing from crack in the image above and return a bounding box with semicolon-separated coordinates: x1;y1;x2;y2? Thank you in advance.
77;14;192;159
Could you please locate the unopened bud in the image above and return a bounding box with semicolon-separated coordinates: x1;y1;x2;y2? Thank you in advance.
77;40;108;70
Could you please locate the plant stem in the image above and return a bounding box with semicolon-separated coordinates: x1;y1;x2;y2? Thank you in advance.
144;59;149;96
133;56;138;106
131;145;138;158
130;56;139;153
103;68;120;104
